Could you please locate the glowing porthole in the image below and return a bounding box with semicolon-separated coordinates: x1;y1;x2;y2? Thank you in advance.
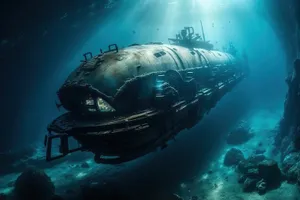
97;98;115;112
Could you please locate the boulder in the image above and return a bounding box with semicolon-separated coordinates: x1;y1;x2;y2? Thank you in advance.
238;174;246;184
13;167;55;200
81;162;90;168
256;179;267;195
282;152;300;173
224;148;245;166
0;193;7;200
255;148;266;155
237;155;265;173
246;168;260;179
258;159;282;184
226;123;253;145
243;178;258;192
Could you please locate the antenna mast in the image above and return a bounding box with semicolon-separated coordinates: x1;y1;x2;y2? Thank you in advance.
200;20;206;42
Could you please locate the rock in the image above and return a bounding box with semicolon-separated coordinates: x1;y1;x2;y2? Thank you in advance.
226;125;253;145
13;167;55;200
286;161;300;182
246;168;260;179
191;196;198;200
237;155;265;173
256;179;267;195
255;148;266;155
248;154;266;164
7;180;14;187
282;152;300;173
243;178;258;192
258;159;282;183
238;174;246;184
0;193;7;200
81;162;90;168
224;148;245;166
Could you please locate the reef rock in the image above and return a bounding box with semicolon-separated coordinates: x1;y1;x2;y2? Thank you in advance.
81;162;90;168
255;147;266;155
256;179;267;195
237;155;283;194
282;152;300;182
13;167;55;200
258;159;282;183
224;148;245;166
282;152;300;173
226;122;253;145
243;178;258;192
237;154;265;174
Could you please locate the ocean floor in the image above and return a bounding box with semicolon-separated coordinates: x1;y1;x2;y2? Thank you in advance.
176;107;300;200
1;106;298;200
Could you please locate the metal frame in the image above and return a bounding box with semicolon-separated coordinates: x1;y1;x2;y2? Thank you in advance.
44;132;83;161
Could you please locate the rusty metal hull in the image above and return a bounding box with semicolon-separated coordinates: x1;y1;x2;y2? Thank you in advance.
45;43;248;164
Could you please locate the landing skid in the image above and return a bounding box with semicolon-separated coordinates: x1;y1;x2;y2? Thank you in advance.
44;132;83;161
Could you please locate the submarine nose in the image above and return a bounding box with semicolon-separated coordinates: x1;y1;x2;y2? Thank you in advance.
57;81;116;115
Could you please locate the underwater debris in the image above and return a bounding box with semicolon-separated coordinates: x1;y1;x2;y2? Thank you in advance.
224;148;245;166
13;167;55;200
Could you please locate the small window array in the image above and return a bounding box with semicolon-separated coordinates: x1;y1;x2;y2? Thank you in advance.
154;51;166;58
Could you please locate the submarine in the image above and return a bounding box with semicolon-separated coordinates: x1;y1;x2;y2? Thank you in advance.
45;26;249;164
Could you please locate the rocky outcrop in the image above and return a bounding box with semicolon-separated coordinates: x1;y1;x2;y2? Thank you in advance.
235;153;283;195
13;167;55;200
276;60;300;183
223;148;245;166
226;121;254;145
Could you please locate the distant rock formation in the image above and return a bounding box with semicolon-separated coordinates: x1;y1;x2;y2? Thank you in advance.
226;121;254;145
224;148;245;166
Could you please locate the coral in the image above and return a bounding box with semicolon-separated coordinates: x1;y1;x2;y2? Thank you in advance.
13;167;55;200
223;148;245;166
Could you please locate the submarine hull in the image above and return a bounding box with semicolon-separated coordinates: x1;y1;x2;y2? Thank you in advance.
46;65;245;164
45;42;248;164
